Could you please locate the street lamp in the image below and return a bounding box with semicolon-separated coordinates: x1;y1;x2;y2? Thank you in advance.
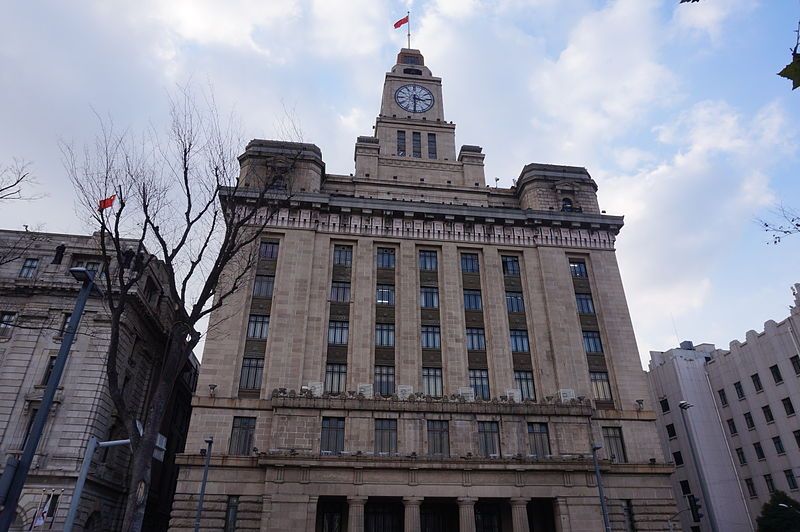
0;268;97;531
193;437;214;532
778;503;800;516
677;400;720;532
591;442;612;532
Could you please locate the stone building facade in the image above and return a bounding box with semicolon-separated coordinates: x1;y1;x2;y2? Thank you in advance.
648;284;800;532
0;230;198;531
170;49;675;532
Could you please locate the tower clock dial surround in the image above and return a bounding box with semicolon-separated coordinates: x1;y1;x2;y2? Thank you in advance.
394;84;434;113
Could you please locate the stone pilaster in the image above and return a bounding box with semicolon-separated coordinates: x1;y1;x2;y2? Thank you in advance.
511;498;530;532
403;496;422;532
347;496;367;532
458;497;477;532
306;496;319;531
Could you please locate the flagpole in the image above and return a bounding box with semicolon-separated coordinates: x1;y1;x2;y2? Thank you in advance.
407;11;411;49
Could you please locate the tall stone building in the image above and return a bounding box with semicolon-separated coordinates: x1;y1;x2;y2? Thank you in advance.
170;49;675;532
0;230;198;531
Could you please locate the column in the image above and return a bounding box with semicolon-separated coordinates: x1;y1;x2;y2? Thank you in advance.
458;497;477;532
511;498;530;532
403;497;422;532
305;496;320;531
348;496;367;532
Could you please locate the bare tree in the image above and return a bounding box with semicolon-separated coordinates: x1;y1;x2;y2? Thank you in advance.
62;88;299;531
0;159;35;201
761;205;800;244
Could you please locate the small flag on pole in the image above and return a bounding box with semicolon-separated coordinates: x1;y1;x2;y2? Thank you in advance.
393;15;409;29
98;194;116;211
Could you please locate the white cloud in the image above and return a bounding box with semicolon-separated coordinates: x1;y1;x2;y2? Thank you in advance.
671;0;758;44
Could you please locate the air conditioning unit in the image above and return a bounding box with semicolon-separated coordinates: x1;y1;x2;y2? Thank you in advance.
357;383;374;398
505;389;522;402
458;387;475;402
397;385;413;400
558;388;576;403
308;381;324;397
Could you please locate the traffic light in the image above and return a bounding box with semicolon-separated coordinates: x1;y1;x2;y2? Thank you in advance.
688;495;704;522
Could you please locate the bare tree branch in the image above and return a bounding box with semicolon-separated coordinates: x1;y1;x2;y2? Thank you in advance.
760;204;800;244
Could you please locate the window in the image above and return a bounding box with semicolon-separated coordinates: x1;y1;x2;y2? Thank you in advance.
330;282;351;303
466;328;486;351
469;369;490;400
752;373;763;392
659;398;670;413
744;412;755;429
421;326;441;349
328;321;349;345
419;250;438;271
377;248;395;269
770;364;783;384
680;480;691;495
792;355;800;376
376;284;395;306
576;294;595;315
478;421;500;457
569;259;587;278
412;132;422;158
427;133;437;159
510;330;530;353
514;371;535;401
374;419;398;454
736;447;747;465
247;315;269;339
325;363;346;394
375;324;395;347
374;365;395;396
727;419;738;435
463;290;482;310
754;442;766;460
718;389;728;406
590;372;613;401
765;474;776;494
583;331;603;354
253;275;274;298
774;436;786;455
333;245;353;266
420;287;440;308
795;429;800;449
422;367;443;397
41;356;57;386
666;424;677;439
784;397;797;416
239;357;264;391
19;258;39;278
763;405;775;423
22;408;39;449
58;313;71;337
561;198;573;212
786;469;799;490
0;312;15;338
224;496;239;532
734;381;744;399
229;417;256;455
745;478;757;497
602;426;627;463
461;253;479;273
321;417;345;454
672;451;684;466
427;420;449;457
397;130;406;156
505;292;524;313
259;241;279;259
528;423;550;458
501;256;520;276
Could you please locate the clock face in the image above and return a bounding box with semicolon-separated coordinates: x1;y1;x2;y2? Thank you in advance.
394;84;434;113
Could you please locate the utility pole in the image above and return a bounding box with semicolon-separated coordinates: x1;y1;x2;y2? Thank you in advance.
591;442;612;532
678;400;719;532
0;268;96;531
193;437;214;532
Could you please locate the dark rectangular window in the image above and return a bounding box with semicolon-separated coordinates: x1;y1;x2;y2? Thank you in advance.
794;429;800;449
469;369;490;400
259;241;279;259
754;442;765;460
774;436;786;454
19;258;39;278
333;245;353;266
765;474;776;494
660;398;670;413
22;408;38;449
239;357;264;391
422;367;443;397
325;363;346;394
786;469;799;490
374;365;395;396
576;294;595;315
736;447;747;465
673;451;684;466
744;412;755;429
501;256;520;276
666;423;677;439
510;330;530;353
419;250;438;271
328;321;349;345
421;326;441;349
727;419;738;435
461;253;479;273
376;284;395;306
224;496;239;532
375;419;397;454
397;130;406;156
745;478;757;497
330;282;351;303
427;420;449;457
771;364;783;384
247;315;269;339
466;328;486;351
590;372;613;401
463;290;482;310
505;292;524;313
375;324;395;347
718;389;728;406
792;355;800;376
41;356;57;386
420;286;439;308
569;259;587;278
59;313;72;336
229;417;256;455
412;132;422;158
583;331;603;354
514;370;535;401
752;373;763;392
602;426;627;463
680;480;691;495
427;133;437;159
528;423;550;458
734;381;744;399
321;417;345;454
763;405;775;423
253;275;275;298
478;421;500;457
783;397;796;416
377;247;396;269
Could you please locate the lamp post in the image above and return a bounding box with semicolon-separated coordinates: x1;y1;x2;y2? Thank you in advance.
678;400;719;532
193;437;214;532
591;442;612;532
778;503;800;516
0;268;96;531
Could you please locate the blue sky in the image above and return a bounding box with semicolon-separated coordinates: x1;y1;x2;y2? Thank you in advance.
1;0;798;367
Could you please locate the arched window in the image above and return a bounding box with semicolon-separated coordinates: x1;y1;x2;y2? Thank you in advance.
561;198;573;212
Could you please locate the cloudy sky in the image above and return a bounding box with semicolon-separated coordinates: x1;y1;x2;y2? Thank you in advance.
1;0;798;367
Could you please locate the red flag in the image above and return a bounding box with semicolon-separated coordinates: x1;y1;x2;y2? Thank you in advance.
393;15;409;29
98;194;116;211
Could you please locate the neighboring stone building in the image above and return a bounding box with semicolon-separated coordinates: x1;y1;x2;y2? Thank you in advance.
0;230;198;531
648;284;800;532
170;48;675;532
